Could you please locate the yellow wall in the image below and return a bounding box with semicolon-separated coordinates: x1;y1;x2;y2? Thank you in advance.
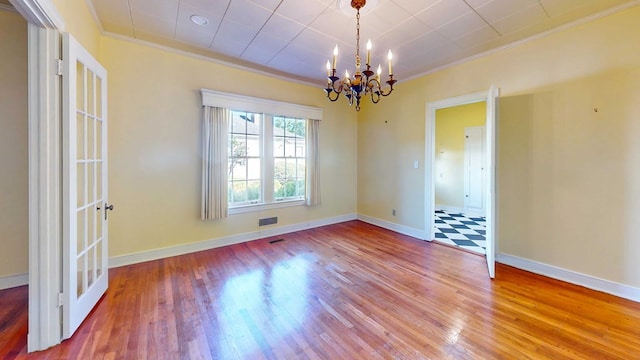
50;0;101;55
0;10;28;277
100;37;358;257
434;102;486;209
358;5;640;288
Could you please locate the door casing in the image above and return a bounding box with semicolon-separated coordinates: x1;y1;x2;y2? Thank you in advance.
425;88;498;278
10;0;66;352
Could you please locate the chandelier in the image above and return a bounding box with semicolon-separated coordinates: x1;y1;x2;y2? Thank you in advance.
324;0;396;111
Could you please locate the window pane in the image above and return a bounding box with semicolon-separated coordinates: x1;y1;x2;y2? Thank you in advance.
246;134;260;157
296;179;306;197
76;62;84;112
77;254;85;297
76;113;84;160
87;70;94;116
284;138;296;157
231;159;246;180
285;158;297;178
87;244;94;287
247;180;261;201
229;135;246;157
273;137;285;157
230;181;247;203
246;158;261;180
274;158;285;179
96;239;102;278
296;141;305;158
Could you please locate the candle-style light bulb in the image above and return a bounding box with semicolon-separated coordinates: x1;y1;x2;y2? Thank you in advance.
366;39;372;66
387;50;393;75
333;45;338;69
326;60;331;76
345;69;350;79
377;64;381;80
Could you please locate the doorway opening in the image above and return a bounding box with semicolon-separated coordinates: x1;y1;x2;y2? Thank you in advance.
431;103;486;255
425;87;498;278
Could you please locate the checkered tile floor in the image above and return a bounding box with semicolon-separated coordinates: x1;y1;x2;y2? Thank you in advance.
434;209;486;255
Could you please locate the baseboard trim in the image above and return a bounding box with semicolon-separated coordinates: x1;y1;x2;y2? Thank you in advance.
436;204;484;218
0;273;28;290
109;213;357;268
435;204;464;214
356;214;427;240
498;253;640;303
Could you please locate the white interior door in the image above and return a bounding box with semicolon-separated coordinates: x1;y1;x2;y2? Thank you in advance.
464;126;485;216
62;32;109;339
484;86;498;279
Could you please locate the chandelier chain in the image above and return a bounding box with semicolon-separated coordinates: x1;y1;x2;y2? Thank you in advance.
356;9;360;59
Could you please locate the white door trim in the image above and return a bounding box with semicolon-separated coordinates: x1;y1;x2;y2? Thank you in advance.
9;0;64;29
13;0;66;352
425;89;498;278
425;91;487;241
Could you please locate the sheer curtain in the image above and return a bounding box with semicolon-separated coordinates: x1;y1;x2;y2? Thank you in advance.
201;106;229;220
306;119;321;206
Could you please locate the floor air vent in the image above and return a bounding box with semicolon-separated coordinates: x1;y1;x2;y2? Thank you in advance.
269;239;285;244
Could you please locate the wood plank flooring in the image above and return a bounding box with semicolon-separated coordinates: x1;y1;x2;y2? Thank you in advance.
2;220;639;359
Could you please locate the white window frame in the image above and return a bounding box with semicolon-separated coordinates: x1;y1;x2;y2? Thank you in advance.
201;89;322;215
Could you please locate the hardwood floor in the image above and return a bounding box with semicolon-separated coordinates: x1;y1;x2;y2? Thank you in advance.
2;220;639;359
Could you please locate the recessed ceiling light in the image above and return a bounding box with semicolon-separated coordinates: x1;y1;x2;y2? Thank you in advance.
190;15;209;26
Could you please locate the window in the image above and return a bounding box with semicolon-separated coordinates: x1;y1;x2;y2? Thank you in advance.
228;111;307;208
201;89;321;219
228;111;262;205
273;116;306;201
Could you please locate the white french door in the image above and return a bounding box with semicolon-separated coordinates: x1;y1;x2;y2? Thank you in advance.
62;32;109;339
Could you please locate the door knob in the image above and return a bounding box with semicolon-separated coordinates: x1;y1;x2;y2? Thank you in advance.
104;203;114;220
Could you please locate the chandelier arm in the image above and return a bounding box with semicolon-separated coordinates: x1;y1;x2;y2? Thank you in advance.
332;79;343;94
325;89;341;102
370;88;381;103
378;77;397;97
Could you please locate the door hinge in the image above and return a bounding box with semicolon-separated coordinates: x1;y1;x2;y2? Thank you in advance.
58;292;63;307
56;59;63;76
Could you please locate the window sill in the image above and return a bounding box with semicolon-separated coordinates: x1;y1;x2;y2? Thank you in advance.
228;199;305;215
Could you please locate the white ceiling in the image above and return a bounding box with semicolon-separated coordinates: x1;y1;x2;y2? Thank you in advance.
88;0;637;84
